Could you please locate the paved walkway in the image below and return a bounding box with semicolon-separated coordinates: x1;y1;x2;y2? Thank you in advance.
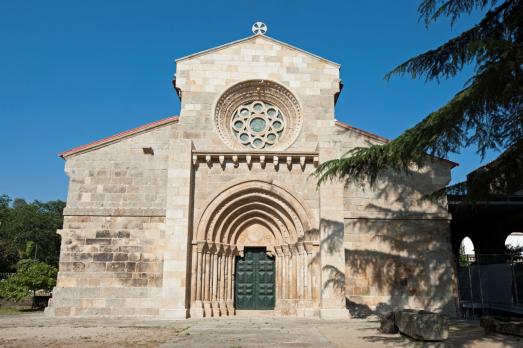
0;312;521;347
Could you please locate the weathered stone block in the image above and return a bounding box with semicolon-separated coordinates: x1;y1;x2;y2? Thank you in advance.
379;311;398;334
86;238;111;245
72;262;85;272
95;230;111;238
113;253;128;261
480;316;523;337
93;253;113;262
125;262;137;272
107;262;126;272
116;230;131;238
395;309;448;341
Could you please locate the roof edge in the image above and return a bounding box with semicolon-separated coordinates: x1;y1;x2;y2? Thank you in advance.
59;115;179;159
334;120;458;168
335;120;389;144
175;34;340;67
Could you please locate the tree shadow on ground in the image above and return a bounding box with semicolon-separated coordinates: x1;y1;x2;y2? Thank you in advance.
359;319;523;347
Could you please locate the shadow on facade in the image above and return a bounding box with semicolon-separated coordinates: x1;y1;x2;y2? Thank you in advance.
321;167;458;318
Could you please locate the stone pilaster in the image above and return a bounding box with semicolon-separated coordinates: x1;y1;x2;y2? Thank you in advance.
159;139;194;319
318;145;349;319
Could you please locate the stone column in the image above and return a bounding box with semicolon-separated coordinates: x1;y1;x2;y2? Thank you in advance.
219;246;227;315
290;245;298;300
203;249;211;316
297;242;304;301
211;247;219;315
318;145;349;319
229;249;236;315
190;241;205;318
190;241;198;304
226;249;234;314
160;139;194;319
274;246;283;309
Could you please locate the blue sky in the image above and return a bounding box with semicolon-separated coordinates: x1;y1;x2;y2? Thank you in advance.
0;0;497;201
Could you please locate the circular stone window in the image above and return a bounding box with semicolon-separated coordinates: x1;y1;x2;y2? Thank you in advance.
230;101;286;149
215;80;302;151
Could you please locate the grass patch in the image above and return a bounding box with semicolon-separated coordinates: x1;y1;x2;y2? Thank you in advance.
0;306;41;315
0;307;25;315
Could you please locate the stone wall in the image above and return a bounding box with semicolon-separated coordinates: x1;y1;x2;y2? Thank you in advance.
328;118;457;316
62;125;172;214
46;215;166;317
344;219;457;316
47;125;174;317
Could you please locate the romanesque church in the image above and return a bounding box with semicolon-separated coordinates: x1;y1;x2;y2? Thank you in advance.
46;27;458;319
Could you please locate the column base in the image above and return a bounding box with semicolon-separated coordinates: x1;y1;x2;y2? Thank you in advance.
297;307;319;318
226;300;235;316
190;301;205;318
203;301;213;317
320;308;350;319
211;301;221;316
159;308;189;319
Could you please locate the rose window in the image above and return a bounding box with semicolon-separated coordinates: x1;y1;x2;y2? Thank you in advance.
230;101;286;149
215;80;302;151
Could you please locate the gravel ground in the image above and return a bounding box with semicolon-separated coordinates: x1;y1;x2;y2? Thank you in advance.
0;312;522;348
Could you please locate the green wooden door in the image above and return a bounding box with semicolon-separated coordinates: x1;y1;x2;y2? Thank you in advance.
235;248;275;310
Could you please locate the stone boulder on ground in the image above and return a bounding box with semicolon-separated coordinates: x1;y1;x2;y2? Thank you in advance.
379;311;398;334
480;316;523;337
394;309;449;341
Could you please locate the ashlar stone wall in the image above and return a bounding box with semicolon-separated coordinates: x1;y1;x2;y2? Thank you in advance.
331;126;457;316
46;125;175;317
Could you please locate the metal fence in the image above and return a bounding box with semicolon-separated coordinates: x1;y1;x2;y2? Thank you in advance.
0;273;14;280
458;254;523;318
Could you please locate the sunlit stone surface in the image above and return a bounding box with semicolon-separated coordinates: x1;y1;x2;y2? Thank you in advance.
46;33;458;319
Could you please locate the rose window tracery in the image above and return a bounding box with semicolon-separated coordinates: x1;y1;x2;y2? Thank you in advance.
214;80;303;151
230;101;286;149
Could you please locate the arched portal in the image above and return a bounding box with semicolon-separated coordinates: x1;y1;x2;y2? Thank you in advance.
459;236;475;264
189;180;319;317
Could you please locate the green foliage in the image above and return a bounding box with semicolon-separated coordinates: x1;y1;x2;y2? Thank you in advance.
505;244;523;262
315;0;523;200
458;244;471;266
0;195;65;272
0;259;57;301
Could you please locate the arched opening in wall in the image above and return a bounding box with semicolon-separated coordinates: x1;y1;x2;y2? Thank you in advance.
459;237;475;266
505;232;523;262
189;180;319;318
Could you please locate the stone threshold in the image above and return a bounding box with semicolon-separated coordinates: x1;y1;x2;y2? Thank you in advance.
235;310;277;317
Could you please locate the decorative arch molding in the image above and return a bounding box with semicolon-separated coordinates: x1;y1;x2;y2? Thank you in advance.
190;179;320;318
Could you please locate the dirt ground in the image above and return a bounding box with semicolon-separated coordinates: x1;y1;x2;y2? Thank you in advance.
0;311;522;348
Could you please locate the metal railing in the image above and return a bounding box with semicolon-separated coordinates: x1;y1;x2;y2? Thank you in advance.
0;273;14;280
458;254;523;318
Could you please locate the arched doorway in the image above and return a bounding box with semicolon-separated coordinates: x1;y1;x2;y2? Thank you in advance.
459;236;475;264
505;232;523;261
189;180;319;317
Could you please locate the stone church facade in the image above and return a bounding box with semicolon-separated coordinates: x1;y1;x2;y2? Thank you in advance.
46;32;458;319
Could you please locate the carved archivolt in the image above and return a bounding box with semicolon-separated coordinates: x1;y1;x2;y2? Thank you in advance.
190;180;320;318
215;80;303;151
195;180;315;245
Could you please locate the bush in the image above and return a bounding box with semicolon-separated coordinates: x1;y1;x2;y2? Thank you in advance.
0;259;57;301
